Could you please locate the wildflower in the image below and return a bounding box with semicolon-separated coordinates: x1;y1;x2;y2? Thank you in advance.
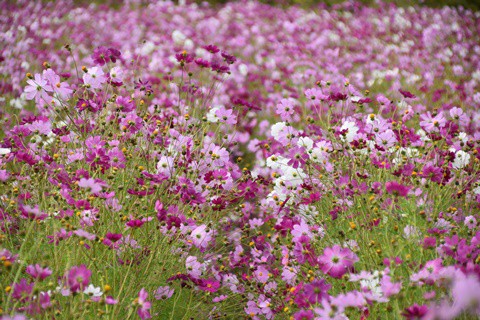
190;224;213;250
403;225;421;239
276;98;296;121
302;279;331;304
43;69;72;100
11;279;33;302
254;265;270;283
419;112;446;132
464;216;477;230
83;284;103;297
206;106;220;122
105;296;118;304
155;286;174;300
452;150;470;169
136;288;152;320
449;274;480;316
186;256;204;278
91;46;121;65
449;107;469;126
0;148;11;155
291;220;312;242
24;73;52;103
385;181;410;198
83;66;106;90
78;177;103;194
221;51;236;64
318;245;359;279
108;66;124;86
198;279;220;293
26;264;52;280
203;44;219;54
399;89;416;99
215;107;237;125
401;304;429;319
293;309;314;320
376;130;397;148
339;121;359;143
65;265;91;293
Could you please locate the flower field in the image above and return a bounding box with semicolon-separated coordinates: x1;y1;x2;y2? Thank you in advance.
1;0;480;319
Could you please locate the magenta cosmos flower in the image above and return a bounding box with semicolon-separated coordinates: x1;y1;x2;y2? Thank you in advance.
318;245;359;279
65;265;91;293
137;288;152;320
385;181;410;198
26;264;52;280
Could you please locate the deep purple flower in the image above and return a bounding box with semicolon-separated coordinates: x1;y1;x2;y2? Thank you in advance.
401;304;428;319
221;51;236;64
92;46;121;65
399;89;416;99
203;44;220;54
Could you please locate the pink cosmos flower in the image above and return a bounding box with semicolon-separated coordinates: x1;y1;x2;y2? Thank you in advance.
419;112;446;132
254;265;270;283
78;177;103;194
26;264;52;280
293;310;314;320
11;278;33;302
119;112;143;133
380;274;402;298
216;107;237;125
83;66;106;90
276;98;296;121
190;224;213;250
291;220;312;242
449;274;480;316
108;66;124;86
106;296;118;304
302;279;331;305
24;73;52;104
318;245;359;279
449;107;469;126
43;69;72;100
376;130;397;148
186;256;204;278
155;286;174;300
65;265;91;293
136;288;152;320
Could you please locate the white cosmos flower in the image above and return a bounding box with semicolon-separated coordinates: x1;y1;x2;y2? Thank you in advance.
83;284;103;297
0;148;11;155
452;150;470;169
340;121;358;143
206;107;220;123
271;122;286;141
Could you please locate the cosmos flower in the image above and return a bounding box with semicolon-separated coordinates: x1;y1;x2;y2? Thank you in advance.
83;67;106;90
24;74;52;103
65;265;91;293
318;245;359;279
